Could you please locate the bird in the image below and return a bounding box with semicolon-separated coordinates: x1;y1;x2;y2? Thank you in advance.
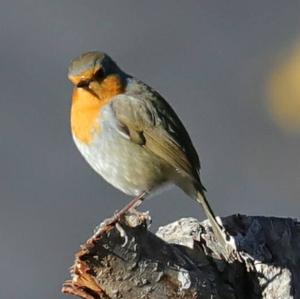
68;51;235;258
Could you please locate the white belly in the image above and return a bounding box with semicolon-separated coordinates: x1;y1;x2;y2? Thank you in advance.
73;119;173;196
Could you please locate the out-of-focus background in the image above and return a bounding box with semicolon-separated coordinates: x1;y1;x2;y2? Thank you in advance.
1;1;300;298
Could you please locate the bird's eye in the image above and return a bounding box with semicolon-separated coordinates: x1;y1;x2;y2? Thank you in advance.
94;68;105;81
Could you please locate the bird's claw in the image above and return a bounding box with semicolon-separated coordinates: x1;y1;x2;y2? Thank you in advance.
124;208;152;227
115;222;129;247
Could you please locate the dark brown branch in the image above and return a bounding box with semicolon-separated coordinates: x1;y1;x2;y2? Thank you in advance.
62;213;300;299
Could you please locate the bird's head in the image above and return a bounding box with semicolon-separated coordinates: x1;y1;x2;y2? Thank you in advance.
68;51;125;98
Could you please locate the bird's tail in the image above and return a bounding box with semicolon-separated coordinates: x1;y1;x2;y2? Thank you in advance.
196;189;236;259
177;179;222;230
196;189;216;218
195;189;223;233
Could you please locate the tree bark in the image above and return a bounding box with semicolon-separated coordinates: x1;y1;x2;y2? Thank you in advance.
62;213;300;299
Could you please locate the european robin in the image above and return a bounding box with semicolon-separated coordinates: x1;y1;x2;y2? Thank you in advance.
68;51;235;258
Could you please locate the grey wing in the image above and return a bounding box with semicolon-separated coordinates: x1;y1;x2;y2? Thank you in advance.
110;82;201;183
148;87;201;173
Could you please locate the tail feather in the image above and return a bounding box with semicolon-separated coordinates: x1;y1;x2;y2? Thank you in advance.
195;189;225;235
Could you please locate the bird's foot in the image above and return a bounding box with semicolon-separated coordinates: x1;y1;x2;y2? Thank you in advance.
89;207;150;244
115;222;129;247
94;206;134;229
99;215;118;228
88;213;122;243
124;208;151;227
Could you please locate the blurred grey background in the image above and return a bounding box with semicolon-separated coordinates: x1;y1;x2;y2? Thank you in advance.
1;1;300;298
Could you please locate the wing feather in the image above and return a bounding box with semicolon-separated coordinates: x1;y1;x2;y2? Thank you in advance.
110;83;201;181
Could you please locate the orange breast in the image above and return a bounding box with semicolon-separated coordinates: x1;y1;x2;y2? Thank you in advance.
71;74;124;144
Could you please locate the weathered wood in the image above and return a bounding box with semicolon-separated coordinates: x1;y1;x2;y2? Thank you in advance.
62;213;300;299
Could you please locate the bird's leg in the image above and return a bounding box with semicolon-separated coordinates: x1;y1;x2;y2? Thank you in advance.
101;191;148;227
89;192;148;242
115;191;148;219
196;191;237;262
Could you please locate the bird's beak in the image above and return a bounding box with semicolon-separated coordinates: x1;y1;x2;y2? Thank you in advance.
72;80;102;100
